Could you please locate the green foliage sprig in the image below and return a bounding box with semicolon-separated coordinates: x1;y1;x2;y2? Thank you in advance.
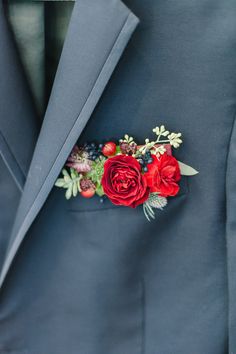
55;168;83;200
143;193;168;221
137;125;183;156
86;157;106;196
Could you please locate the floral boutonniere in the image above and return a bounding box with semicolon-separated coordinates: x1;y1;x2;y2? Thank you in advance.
55;125;198;221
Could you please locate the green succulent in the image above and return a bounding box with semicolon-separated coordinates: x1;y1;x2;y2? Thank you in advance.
86;157;106;197
55;168;83;199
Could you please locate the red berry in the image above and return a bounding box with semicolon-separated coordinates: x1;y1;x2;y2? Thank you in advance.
102;142;117;157
80;188;95;198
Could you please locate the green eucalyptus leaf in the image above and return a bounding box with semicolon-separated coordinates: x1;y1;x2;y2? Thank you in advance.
65;185;73;200
77;180;82;192
55;179;65;188
55;168;83;199
70;168;77;179
72;182;78;197
178;161;199;176
62;169;69;177
64;175;71;183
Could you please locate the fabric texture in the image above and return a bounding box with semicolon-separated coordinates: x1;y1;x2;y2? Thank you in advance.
0;0;236;353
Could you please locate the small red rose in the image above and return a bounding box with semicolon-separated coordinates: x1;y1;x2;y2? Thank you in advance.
101;155;149;208
102;142;117;157
145;153;181;197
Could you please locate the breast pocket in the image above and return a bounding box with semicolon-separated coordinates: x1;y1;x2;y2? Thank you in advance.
66;175;189;213
66;190;119;213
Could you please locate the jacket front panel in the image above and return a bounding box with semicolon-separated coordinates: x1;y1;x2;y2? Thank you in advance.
1;0;236;353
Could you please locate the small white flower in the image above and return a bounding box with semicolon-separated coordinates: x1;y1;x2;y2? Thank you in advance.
160;125;166;134
122;134;134;143
168;132;183;148
162;130;170;137
152;126;160;135
153;125;171;139
155;145;166;155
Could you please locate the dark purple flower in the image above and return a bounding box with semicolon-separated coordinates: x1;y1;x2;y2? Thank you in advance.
66;145;92;173
119;141;137;155
80;178;96;192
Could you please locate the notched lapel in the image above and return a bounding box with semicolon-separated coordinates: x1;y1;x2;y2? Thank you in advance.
0;0;139;289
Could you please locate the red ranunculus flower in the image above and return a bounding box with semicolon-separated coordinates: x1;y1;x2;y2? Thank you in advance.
101;155;149;208
145;153;181;197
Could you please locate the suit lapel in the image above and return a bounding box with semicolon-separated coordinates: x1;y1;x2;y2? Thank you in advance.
0;1;39;191
0;0;139;289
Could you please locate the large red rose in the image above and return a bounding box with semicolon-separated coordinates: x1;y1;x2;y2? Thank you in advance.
145;153;181;197
101;155;149;208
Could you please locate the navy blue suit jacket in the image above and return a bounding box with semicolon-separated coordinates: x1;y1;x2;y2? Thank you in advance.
0;1;236;353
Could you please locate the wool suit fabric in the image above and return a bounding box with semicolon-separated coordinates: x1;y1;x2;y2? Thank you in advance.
0;1;236;353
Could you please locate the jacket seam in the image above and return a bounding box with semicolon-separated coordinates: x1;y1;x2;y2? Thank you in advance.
224;108;236;353
0;130;25;192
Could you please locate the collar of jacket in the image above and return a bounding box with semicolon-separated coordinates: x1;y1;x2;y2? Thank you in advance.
0;0;139;289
